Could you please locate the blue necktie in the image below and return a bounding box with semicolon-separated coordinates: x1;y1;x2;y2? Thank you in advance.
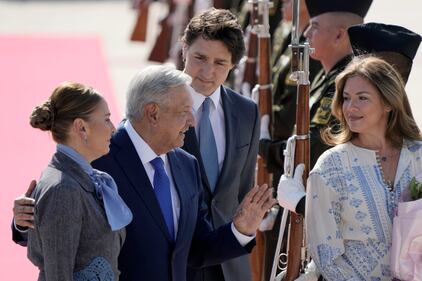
199;97;219;192
150;157;174;240
90;170;133;231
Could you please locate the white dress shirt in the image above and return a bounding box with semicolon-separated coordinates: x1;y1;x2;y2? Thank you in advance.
191;86;226;172
124;120;181;238
124;120;253;245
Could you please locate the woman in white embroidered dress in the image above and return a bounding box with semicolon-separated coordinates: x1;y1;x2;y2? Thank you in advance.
305;56;422;280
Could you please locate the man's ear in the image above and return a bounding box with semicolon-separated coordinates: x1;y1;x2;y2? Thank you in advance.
144;103;160;125
335;27;347;43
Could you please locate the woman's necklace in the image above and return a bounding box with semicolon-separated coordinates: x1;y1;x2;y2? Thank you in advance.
376;154;393;189
376;149;400;190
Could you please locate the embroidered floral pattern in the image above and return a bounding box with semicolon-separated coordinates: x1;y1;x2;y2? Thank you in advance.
307;141;422;281
350;198;363;208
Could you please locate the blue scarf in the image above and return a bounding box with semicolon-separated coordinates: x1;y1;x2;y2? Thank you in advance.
57;144;132;231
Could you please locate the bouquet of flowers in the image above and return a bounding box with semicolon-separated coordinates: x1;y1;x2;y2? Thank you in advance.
391;175;422;280
410;176;422;200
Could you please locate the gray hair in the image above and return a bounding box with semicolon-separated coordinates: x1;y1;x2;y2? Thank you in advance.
125;65;192;121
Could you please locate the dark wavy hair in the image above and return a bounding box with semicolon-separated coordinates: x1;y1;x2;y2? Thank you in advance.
181;8;245;65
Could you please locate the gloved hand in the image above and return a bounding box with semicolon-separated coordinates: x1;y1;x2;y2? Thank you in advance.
251;84;259;105
277;164;306;213
260;114;271;140
258;205;279;231
241;82;251;98
295;260;320;281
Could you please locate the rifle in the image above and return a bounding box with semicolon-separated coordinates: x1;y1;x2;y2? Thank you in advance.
270;0;311;280
130;0;150;42
241;0;259;95
213;0;225;9
249;1;272;281
148;0;175;62
256;0;272;188
233;0;260;96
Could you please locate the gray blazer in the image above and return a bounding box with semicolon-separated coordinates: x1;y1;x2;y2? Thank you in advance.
28;152;125;281
183;86;260;281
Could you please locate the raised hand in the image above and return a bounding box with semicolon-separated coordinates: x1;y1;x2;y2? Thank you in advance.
233;184;277;236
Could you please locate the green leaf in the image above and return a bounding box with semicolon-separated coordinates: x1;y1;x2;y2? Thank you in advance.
418;182;422;199
410;177;419;200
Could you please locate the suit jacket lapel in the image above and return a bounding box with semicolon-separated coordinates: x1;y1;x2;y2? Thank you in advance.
183;126;213;195
113;125;174;242
216;86;238;194
167;150;193;244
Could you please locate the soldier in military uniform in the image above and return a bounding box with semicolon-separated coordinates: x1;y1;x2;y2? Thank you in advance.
348;23;421;85
260;0;322;184
256;1;323;280
261;0;372;215
304;0;373;170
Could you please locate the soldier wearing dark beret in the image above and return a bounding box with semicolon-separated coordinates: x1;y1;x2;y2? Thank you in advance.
348;22;421;83
273;0;373;217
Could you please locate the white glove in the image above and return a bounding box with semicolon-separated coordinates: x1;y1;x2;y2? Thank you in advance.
258;205;279;231
294;260;320;281
275;270;286;281
251;84;259;105
260;114;271;140
277;164;306;213
241;82;251;98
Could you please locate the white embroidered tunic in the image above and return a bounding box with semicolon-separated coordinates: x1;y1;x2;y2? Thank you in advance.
306;140;422;281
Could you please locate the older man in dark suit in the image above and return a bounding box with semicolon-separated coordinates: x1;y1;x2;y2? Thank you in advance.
13;65;276;281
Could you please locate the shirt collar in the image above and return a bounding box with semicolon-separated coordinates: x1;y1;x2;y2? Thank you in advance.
191;86;221;113
56;144;93;174
124;120;167;165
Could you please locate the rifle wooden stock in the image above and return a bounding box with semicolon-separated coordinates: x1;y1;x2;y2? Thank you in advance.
252;2;273;280
243;32;258;87
257;35;272;186
285;84;310;281
213;0;225;9
242;2;259;87
148;1;174;62
131;1;149;42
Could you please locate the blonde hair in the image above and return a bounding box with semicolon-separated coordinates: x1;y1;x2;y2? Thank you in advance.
322;55;421;147
30;81;103;143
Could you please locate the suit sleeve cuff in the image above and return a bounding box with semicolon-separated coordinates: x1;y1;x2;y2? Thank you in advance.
13;219;29;233
231;223;255;246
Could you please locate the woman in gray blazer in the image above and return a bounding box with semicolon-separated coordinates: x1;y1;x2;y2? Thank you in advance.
26;82;132;281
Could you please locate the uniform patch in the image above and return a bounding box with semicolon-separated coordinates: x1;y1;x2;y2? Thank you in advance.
312;97;332;125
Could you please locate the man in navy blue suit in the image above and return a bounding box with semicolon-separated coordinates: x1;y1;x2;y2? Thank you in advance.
12;65;276;281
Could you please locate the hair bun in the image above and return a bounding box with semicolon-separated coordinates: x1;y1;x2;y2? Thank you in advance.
30;101;56;131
